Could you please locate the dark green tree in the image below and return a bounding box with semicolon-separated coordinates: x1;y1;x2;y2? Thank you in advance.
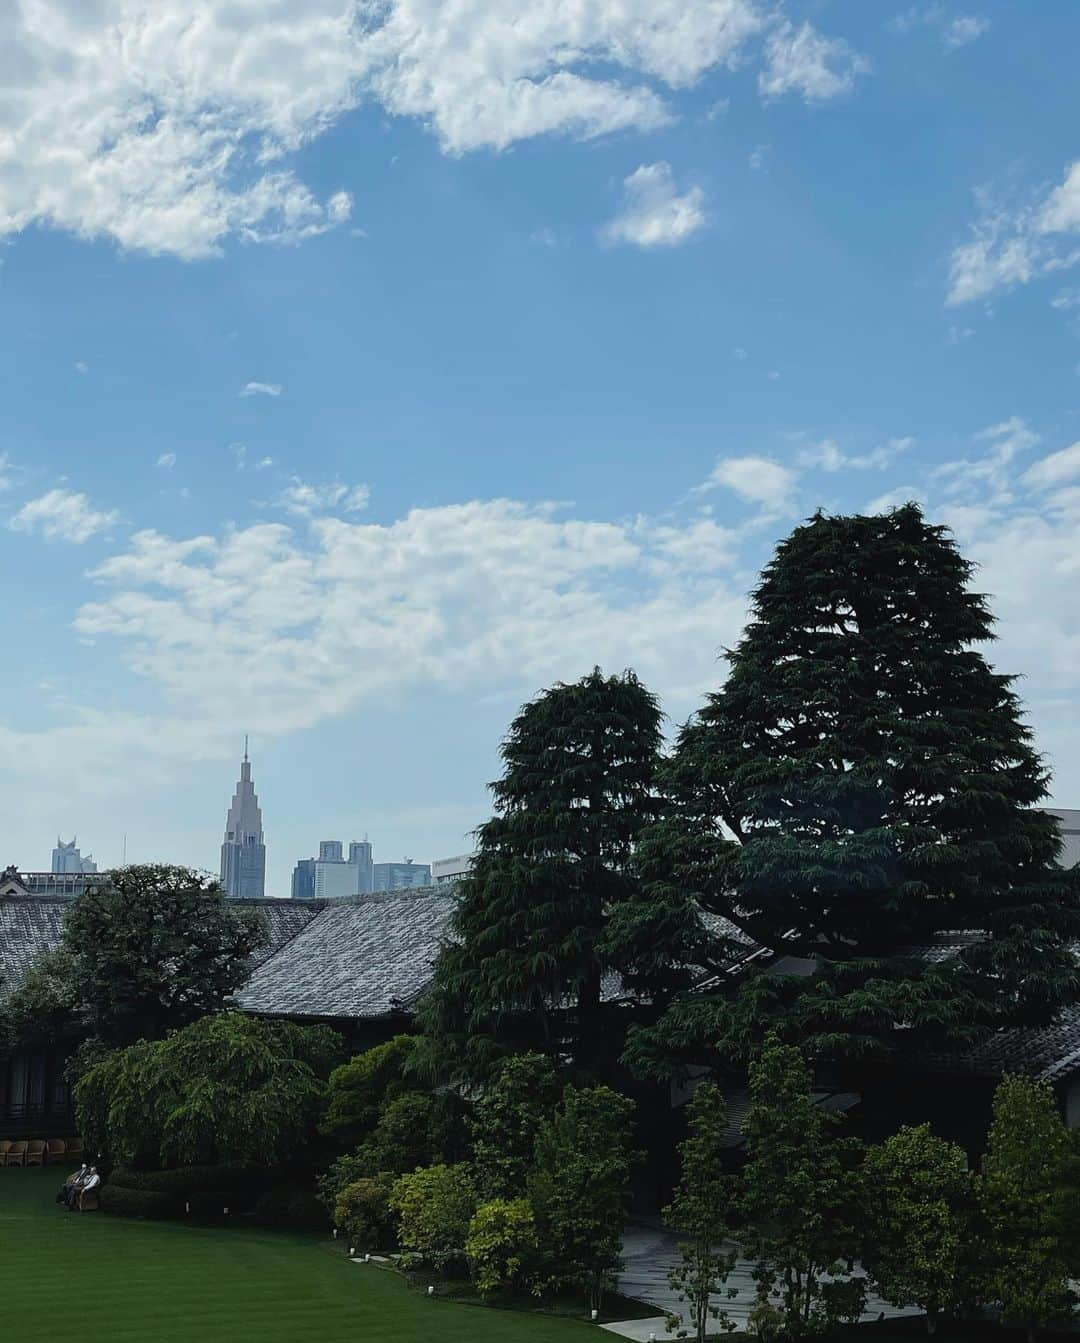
74;1012;341;1168
976;1075;1073;1341
63;864;266;1045
624;505;1080;1075
663;1082;738;1341
862;1124;972;1335
740;1039;865;1337
470;1053;564;1200
415;668;663;1083
528;1084;639;1313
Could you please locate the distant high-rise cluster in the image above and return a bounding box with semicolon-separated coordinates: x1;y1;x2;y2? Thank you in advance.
219;741;266;899
291;843;430;900
51;838;97;875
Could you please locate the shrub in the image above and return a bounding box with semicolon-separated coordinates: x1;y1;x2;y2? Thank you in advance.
108;1163;273;1198
322;1035;419;1135
390;1164;476;1272
466;1198;541;1297
529;1085;638;1312
319;1151;370;1209
253;1183;328;1232
99;1185;183;1220
333;1176;397;1251
75;1013;342;1168
471;1054;562;1201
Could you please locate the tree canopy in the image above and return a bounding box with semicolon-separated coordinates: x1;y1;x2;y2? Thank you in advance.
62;864;266;1045
415;667;664;1083
623;504;1080;1075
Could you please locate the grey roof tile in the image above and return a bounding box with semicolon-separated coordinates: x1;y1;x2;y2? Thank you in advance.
235;888;456;1019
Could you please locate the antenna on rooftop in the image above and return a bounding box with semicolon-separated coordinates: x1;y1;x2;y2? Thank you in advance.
244;733;249;762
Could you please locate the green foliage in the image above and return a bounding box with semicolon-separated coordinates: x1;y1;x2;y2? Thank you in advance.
528;1084;638;1312
862;1124;971;1331
390;1164;477;1272
252;1183;328;1231
740;1039;864;1337
0;947;83;1053
466;1198;542;1297
471;1053;563;1200
354;1091;446;1174
624;505;1080;1077
99;1185;184;1220
414;668;664;1083
333;1176;397;1252
976;1075;1073;1338
663;1083;738;1342
108;1163;273;1199
62;864;267;1045
74;1012;342;1168
321;1035;419;1135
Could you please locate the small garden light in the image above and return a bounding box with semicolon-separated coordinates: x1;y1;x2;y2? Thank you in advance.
427;1286;434;1298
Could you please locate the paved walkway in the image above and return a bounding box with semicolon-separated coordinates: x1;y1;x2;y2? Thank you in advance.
603;1223;920;1339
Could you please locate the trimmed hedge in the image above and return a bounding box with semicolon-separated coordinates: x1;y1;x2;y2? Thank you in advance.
253;1183;328;1232
108;1164;274;1199
99;1185;183;1220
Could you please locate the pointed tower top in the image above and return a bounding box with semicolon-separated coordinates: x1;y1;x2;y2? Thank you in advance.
244;733;249;763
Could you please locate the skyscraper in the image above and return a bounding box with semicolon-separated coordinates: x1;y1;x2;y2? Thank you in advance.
219;739;266;899
51;838;98;874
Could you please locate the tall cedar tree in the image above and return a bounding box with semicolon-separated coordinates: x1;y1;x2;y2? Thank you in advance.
63;863;265;1045
623;505;1080;1075
414;668;662;1083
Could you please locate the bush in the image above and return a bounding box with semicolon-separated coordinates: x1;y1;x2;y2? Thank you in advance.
253;1183;328;1232
108;1163;273;1199
333;1176;396;1251
390;1164;476;1272
466;1198;541;1297
99;1185;183;1220
75;1013;342;1169
322;1035;418;1136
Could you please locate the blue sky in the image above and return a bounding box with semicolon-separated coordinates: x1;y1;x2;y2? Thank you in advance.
1;0;1078;894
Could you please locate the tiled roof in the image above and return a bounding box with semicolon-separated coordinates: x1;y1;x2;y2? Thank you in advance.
0;895;320;1000
234;888;456;1020
0;897;68;997
936;1007;1080;1084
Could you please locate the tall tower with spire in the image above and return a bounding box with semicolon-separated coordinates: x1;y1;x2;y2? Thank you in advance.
219;738;266;899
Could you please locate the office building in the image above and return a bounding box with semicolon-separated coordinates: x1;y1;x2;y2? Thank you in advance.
292;839;374;900
51;838;97;875
373;859;431;891
220;741;266;899
431;853;474;886
1048;809;1080;868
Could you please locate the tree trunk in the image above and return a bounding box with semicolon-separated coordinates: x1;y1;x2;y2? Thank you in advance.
926;1310;937;1335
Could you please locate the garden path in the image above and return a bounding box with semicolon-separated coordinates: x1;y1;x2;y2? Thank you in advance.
603;1222;921;1338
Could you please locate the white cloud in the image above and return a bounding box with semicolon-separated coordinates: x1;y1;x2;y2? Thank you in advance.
255;457;275;471
694;455;796;515
1023;442;1080;491
9;488;120;543
931;417;1040;499
240;382;283;398
74;361;89;375
67;500;750;747
799;436;913;472
0;0;777;260
758;21;869;103
273;479;371;517
891;8;990;50
600;163;708;250
947;160;1080;306
156;453;177;470
942;15;990;49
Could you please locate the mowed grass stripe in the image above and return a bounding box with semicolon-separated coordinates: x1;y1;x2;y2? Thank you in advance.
2;1169;595;1343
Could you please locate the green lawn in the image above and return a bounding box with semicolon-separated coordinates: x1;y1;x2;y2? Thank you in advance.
0;1167;599;1343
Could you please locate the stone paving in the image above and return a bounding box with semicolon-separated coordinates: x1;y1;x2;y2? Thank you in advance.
602;1222;920;1339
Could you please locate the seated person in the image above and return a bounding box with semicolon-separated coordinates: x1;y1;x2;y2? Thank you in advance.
57;1164;89;1208
75;1166;101;1211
